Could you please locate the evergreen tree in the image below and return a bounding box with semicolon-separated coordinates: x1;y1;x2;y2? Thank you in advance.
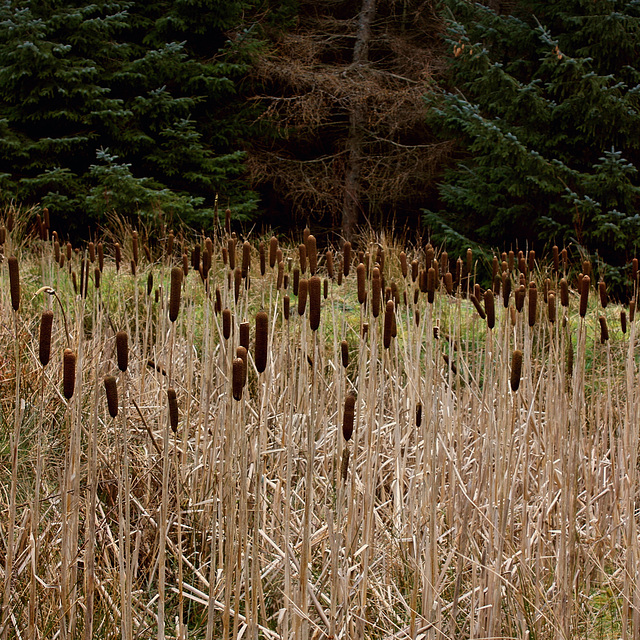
0;0;259;236
424;0;640;280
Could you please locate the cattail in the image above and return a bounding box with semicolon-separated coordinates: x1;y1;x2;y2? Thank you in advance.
323;278;328;299
469;293;486;319
43;207;50;230
39;310;53;367
94;266;101;289
97;242;104;272
411;259;419;282
362;323;369;339
338;269;343;286
579;275;590;318
132;231;139;265
292;267;300;296
155;287;160;303
234;267;242;302
583;260;592;278
341;340;349;368
425;245;434;270
298;278;308;315
168;388;179;433
484;290;495;329
502;272;511;307
222;246;228;266
515;284;526;312
277;248;283;267
130;258;136;277
104;376;118;418
528;250;535;274
341;448;350;481
598;281;607;308
66;241;73;262
326;250;334;279
399;251;407;278
269;236;278;268
202;249;211;280
232;358;244;400
414;309;420;326
309;276;321;330
383;300;394;348
88;241;95;263
357;264;366;304
372;268;382;317
182;252;189;277
599;316;609;343
444;272;453;295
548;292;556;324
169;266;183;322
441;251;449;276
343;394;356;441
255;310;268;374
560;278;569;307
222;308;232;339
299;244;307;273
242;240;251;278
621;310;627;334
633;258;638;284
561;248;568;270
466;247;473;275
518;255;527;276
8;256;20;311
240;321;250;350
510;349;523;392
228;238;235;270
144;245;151;263
307;235;317;275
528;283;537;327
215;287;222;314
427;267;436;304
192;244;201;271
284;295;290;320
167;231;174;256
493;274;501;297
343;241;351;277
259;242;266;276
72;271;78;294
225;208;231;235
277;261;284;289
7;211;13;232
115;331;128;372
552;245;559;272
63;348;76;399
510;306;517;325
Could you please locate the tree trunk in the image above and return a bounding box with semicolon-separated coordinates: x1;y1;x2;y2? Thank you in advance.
342;0;376;241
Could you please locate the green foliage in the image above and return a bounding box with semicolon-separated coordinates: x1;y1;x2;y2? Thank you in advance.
0;0;260;236
424;0;640;277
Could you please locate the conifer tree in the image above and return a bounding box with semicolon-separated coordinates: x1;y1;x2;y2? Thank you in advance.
424;0;640;280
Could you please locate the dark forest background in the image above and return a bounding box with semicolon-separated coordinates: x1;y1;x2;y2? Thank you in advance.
1;0;639;278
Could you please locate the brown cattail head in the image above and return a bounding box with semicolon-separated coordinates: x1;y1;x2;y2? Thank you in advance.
269;236;278;268
66;241;72;262
309;276;321;331
469;293;486;319
94;266;101;289
621;309;627;334
255;310;268;374
383;300;394;348
284;295;290;320
356;263;366;304
502;272;511;307
341;340;349;368
372;267;382;317
168;388;179;433
39;310;53;367
8;256;20;311
560;278;569;307
307;235;318;275
202;249;211;280
510;349;523;392
411;259;419;282
466;247;473;274
182;252;189;277
528;283;537;327
552;245;559;272
326;250;334;279
515;284;526;312
427;267;436;304
444;272;453;295
97;241;104;272
144;245;151;263
104;376;118;418
298;278;308;315
292;267;300;296
222;308;232;340
232;358;244;401
242;240;251;278
343;241;352;277
548;292;556;324
323;277;328;299
277;261;284;289
240;321;250;350
493;274;501;297
259;242;266;276
599;316;609;343
63;348;76;399
215;287;222;314
115;331;128;372
399;251;407;278
583;259;592;277
343;394;356;441
599;280;607;308
234;267;242;302
130;259;136;277
528;249;535;274
298;243;307;274
484;290;495;329
228;238;235;270
72;271;78;294
132;231;139;265
169;266;183;322
416;402;422;427
191;244;201;271
88;241;95;263
579;275;590;318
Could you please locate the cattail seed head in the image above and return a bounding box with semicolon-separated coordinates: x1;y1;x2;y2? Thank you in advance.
583;260;592;278
255;310;268;374
469;293;486;319
502;273;511;307
411;259;419;282
399;251;407;278
277;261;284;289
579;275;590;318
444;272;453;295
115;331;128;372
427;267;436;304
240;321;250;350
222;308;232;340
341;448;350;481
269;236;278;268
528;283;537;327
88;241;95;263
293;268;300;296
39;310;53;367
228;238;235;270
326;250;334;279
132;231;139;265
323;278;328;299
169;266;183;322
356;263;366;304
633;258;638;283
484;290;495;329
298;278;308;315
341;340;349;368
259;242;266;276
215;287;222;314
528;250;535;274
343;394;356;441
94;266;101;289
232;358;244;400
552;245;559;272
560;278;569;307
192;244;201;271
182;252;189;276
130;259;136;277
548;292;556;324
599;316;609;343
599;281;607;308
242;240;251;278
298;243;307;274
343;241;351;277
72;271;78;294
383;300;394;348
284;295;290;320
372;267;382;317
63;348;76;399
97;242;104;272
66;241;73;262
202;249;211;280
8;256;20;311
621;309;627;333
234;267;242;302
515;284;526;312
104;376;118;418
168;388;179;433
510;349;523;392
307;235;317;275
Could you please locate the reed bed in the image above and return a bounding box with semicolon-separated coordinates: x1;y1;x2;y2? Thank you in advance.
0;211;639;640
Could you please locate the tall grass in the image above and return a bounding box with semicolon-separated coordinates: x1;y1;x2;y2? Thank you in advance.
1;211;638;639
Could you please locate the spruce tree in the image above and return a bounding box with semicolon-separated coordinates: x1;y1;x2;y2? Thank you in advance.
424;0;640;281
0;0;259;235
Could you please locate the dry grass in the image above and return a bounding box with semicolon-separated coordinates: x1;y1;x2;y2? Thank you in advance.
0;212;638;640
